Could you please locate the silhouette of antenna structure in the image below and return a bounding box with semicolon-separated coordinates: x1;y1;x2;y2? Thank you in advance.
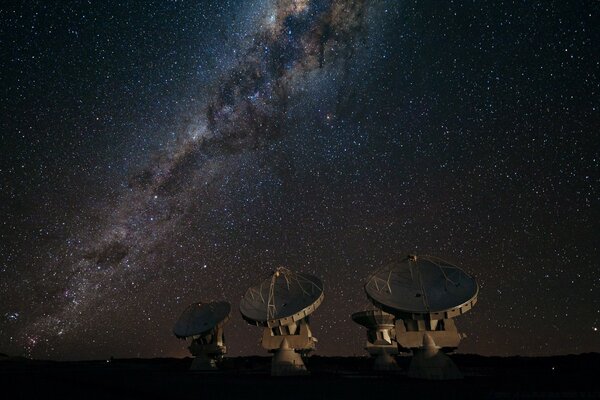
360;254;478;379
173;301;231;370
240;267;324;376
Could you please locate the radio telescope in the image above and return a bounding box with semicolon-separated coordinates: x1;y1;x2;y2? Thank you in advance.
351;309;399;371
173;301;231;370
240;267;324;376
364;254;478;379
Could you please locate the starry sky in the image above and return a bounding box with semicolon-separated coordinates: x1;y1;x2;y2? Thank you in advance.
1;0;598;360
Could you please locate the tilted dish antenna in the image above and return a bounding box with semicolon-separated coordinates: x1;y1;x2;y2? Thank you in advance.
173;301;231;370
364;254;478;379
240;267;324;376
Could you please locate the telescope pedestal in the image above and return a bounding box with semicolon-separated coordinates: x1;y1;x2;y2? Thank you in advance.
407;334;462;380
271;338;308;376
371;348;399;371
395;318;462;351
188;336;226;371
190;353;218;371
262;319;315;376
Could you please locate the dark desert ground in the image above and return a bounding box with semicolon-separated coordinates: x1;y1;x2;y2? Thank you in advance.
2;353;600;399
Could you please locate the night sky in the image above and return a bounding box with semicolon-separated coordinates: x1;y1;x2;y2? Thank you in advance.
1;0;598;360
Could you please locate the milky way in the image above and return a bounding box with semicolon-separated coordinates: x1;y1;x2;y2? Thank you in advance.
1;0;598;359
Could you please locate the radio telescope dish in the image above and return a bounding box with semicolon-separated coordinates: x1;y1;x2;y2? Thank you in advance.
174;301;231;338
365;254;478;319
240;268;324;327
240;267;324;376
361;254;478;379
173;301;231;371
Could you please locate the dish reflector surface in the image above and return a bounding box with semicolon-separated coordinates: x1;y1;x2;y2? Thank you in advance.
240;267;324;327
173;301;231;338
365;255;478;316
351;309;396;328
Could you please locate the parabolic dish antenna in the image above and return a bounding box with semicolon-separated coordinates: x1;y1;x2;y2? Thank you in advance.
173;301;231;338
240;267;324;376
365;254;478;319
173;301;231;371
361;254;479;380
240;267;324;327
